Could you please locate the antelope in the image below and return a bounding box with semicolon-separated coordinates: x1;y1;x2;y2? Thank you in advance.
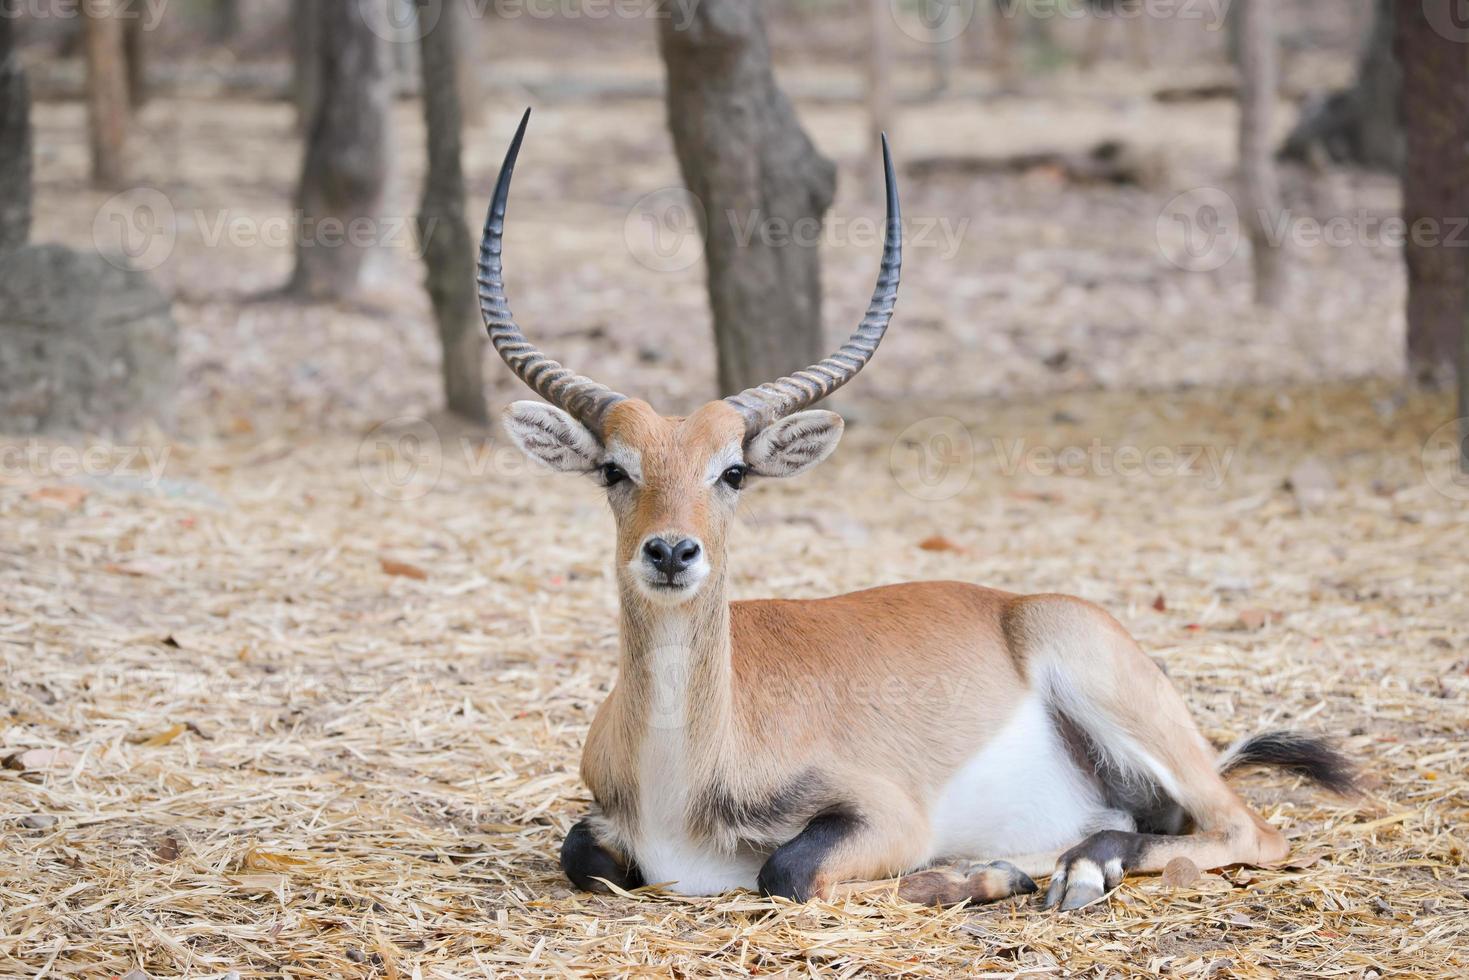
482;109;1353;909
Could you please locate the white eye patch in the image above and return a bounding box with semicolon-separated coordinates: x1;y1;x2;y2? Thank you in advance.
704;440;745;484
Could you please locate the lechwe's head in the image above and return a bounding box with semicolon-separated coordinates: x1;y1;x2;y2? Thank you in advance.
485;110;901;607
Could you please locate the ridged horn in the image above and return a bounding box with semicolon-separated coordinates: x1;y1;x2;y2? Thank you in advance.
478;108;627;432
724;134;902;437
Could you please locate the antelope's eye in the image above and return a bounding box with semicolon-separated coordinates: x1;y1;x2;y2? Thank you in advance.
600;463;627;487
721;465;747;490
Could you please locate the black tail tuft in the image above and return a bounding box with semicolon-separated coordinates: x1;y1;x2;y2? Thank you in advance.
1218;731;1359;797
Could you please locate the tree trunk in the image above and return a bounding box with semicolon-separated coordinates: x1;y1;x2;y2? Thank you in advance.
122;13;148;109
291;4;322;134
209;0;241;43
657;0;837;398
1397;1;1469;386
417;0;488;423
1280;0;1400;170
286;0;389;300
1237;0;1285;307
83;0;130;190
0;13;32;253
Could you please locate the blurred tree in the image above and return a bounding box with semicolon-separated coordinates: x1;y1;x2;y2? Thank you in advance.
286;0;389;300
83;0;130;189
209;0;242;44
122;14;148;109
657;0;837;397
0;13;31;253
1280;0;1399;170
1236;0;1284;307
1395;2;1469;388
292;6;321;134
416;0;487;423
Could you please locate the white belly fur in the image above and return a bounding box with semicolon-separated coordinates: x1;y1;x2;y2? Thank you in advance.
928;694;1111;861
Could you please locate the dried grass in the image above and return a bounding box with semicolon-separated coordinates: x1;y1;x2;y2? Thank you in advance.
5;46;1467;977
3;379;1466;979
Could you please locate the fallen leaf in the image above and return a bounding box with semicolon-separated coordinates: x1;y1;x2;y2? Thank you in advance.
3;748;78;772
103;559;172;577
1152;593;1167;612
141;723;187;748
1281;849;1327;870
918;535;963;553
227;873;288;896
380;558;427;580
156;836;180;861
1162;856;1201;888
243;847;319;873
28;486;88;510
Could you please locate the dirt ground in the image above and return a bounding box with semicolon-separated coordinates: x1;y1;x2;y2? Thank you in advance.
3;23;1467;980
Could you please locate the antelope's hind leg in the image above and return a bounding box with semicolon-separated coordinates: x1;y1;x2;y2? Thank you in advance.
1011;595;1290;910
561;817;644;893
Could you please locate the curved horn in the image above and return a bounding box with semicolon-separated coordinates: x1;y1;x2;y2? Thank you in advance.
724;134;902;437
478;108;627;432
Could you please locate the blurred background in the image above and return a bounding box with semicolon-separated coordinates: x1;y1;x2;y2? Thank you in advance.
3;0;1463;434
2;2;1467;977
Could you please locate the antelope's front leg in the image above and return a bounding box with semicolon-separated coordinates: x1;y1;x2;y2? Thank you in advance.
757;803;1036;906
561;817;644;893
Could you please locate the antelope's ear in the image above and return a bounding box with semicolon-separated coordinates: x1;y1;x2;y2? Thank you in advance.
745;411;844;478
502;401;603;473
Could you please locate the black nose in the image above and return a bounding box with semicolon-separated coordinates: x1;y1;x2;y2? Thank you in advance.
643;537;701;580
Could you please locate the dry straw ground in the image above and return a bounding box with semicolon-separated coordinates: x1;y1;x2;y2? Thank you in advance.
4;40;1468;980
